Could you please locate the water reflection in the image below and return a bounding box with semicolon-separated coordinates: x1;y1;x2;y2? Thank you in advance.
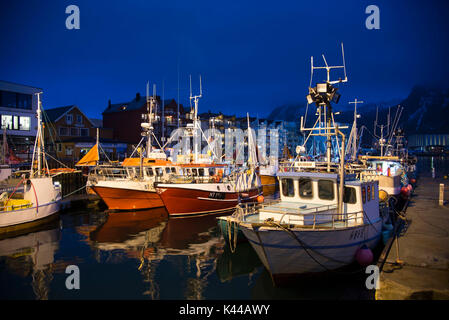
77;208;228;299
0;222;60;299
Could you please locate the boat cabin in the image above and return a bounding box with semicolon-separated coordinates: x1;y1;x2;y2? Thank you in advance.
256;171;380;227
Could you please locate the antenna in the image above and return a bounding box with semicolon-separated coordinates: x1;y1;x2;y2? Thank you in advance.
310;42;348;85
341;42;347;81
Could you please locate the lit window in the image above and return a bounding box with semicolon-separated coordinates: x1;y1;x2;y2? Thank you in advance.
19;116;30;131
77;115;83;124
66;114;73;124
66;146;73;156
1;115;12;129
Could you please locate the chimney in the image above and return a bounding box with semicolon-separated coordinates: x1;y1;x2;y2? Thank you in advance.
136;93;141;101
108;99;111;109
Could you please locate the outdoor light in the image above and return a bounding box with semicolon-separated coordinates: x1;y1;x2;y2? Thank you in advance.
317;83;328;93
306;94;314;104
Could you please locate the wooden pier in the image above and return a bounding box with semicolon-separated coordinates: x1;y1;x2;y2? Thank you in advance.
376;176;449;299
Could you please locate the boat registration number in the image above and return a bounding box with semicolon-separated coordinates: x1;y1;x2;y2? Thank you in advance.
209;192;226;200
349;228;366;240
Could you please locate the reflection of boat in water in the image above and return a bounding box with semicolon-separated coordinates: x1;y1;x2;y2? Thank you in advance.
89;208;168;244
0;224;60;299
81;208;226;299
159;213;225;251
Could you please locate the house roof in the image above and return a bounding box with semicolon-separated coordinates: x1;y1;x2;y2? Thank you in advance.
43;105;74;122
43;105;95;126
103;95;185;115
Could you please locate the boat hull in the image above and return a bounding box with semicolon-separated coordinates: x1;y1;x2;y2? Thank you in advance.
156;184;261;217
239;218;382;281
0;201;61;237
91;185;164;210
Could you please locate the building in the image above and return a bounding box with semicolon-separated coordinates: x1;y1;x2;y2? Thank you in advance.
102;93;186;146
0;80;43;160
43;105;126;166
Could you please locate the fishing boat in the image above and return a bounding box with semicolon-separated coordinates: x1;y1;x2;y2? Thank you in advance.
0;93;62;235
223;45;389;282
155;77;262;216
88;83;181;211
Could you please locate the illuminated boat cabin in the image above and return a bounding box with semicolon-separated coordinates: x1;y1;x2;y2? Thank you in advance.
258;171;380;227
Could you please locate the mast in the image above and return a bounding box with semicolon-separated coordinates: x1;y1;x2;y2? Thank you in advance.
347;98;363;161
190;75;202;163
303;43;347;172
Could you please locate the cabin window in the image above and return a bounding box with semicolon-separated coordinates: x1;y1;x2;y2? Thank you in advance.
209;168;215;176
281;178;295;197
298;178;313;199
362;187;366;203
171;167;176;173
318;180;334;200
156;168;163;176
371;184;376;200
192;169;198;176
343;186;357;204
367;186;371;201
146;168;154;176
165;167;171;174
198;168;205;176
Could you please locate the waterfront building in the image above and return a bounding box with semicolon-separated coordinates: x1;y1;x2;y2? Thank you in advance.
0;80;42;161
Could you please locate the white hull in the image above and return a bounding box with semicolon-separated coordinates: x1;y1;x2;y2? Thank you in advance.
0;200;60;228
240;218;382;276
0;177;61;230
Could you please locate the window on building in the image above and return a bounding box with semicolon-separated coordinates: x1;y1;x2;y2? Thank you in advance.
12;116;19;130
19;116;30;131
59;127;68;136
343;186;357;204
1;115;12;129
66;114;73;124
80;128;89;136
281;178;295;197
17;93;32;110
318;180;334;200
70;128;79;136
57;144;62;152
65;146;73;156
0;91;17;108
298;178;313;199
76;115;83;124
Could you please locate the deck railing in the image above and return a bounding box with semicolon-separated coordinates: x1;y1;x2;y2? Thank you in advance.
232;200;379;230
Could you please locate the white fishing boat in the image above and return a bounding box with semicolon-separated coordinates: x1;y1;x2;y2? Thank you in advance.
226;44;389;283
0;93;62;235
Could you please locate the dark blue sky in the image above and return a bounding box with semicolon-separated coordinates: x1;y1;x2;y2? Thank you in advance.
1;0;448;119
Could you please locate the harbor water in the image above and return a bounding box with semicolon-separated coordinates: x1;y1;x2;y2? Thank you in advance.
1;156;448;300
